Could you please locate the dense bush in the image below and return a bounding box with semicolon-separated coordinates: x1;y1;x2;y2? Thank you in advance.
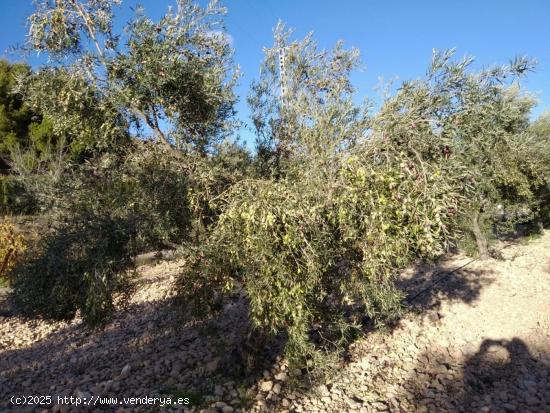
9;139;252;324
525;112;550;227
11;214;136;323
10;144;191;323
178;142;467;375
178;40;550;378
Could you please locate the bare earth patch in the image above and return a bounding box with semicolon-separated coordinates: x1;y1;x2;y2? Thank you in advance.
1;232;550;412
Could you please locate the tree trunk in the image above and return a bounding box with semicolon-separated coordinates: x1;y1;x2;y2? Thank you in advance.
472;211;489;260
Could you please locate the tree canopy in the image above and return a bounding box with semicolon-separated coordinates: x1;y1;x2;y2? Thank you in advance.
26;0;238;153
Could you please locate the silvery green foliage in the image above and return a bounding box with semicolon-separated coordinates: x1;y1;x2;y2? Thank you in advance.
179;36;550;380
17;67;126;155
11;67;128;211
26;0;238;153
373;50;545;250
10;1;245;326
524;112;550;227
28;0;120;56
248;21;370;177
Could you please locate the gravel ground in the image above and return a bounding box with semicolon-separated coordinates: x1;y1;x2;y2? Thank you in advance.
1;232;549;413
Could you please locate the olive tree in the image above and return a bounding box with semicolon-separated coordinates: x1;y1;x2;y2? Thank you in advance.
372;50;538;257
25;0;238;153
9;0;242;324
178;28;465;379
524;112;550;226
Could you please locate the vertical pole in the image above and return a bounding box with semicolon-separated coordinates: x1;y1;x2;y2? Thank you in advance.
277;45;288;170
278;46;286;109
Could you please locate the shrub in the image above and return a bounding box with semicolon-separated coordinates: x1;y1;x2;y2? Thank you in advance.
526;112;550;227
11;215;136;323
0;176;38;215
371;50;544;256
178;40;549;379
10;144;191;324
10;140;251;324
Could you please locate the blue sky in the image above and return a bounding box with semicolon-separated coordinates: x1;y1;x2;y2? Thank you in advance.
1;0;549;147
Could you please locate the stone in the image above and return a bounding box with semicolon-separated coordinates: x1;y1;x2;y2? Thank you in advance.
214;385;224;397
417;355;429;365
260;380;273;392
120;364;131;378
164;377;176;386
275;372;288;381
206;358;220;373
91;384;103;396
525;396;539;406
372;401;388;411
502;403;517;412
291;368;302;376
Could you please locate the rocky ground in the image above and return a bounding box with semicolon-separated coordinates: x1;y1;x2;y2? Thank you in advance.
1;232;549;413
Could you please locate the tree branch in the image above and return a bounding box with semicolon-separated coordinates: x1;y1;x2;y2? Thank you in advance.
128;105;173;149
69;0;106;62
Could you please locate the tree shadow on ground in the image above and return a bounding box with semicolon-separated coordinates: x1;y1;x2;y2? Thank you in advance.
0;272;275;412
397;257;497;313
0;254;503;413
400;337;550;412
272;258;502;411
